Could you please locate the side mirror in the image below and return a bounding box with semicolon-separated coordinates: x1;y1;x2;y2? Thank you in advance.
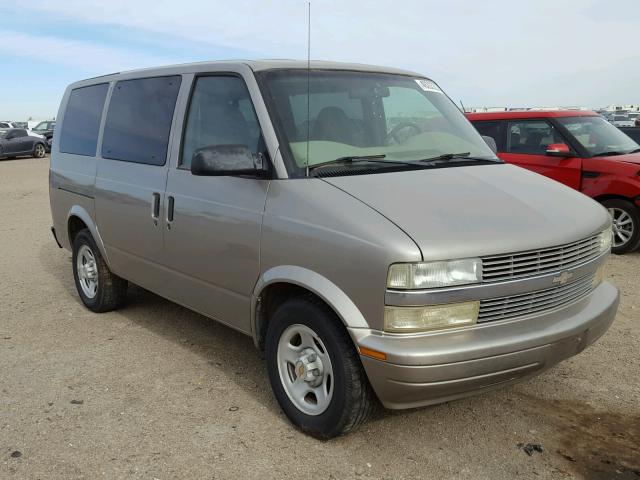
191;144;266;177
546;143;571;157
481;135;498;154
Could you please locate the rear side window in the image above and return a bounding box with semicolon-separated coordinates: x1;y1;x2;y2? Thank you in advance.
59;83;108;156
102;76;181;165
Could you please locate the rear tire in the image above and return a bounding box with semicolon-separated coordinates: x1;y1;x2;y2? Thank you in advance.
602;199;640;254
265;295;374;439
72;229;128;312
33;143;46;158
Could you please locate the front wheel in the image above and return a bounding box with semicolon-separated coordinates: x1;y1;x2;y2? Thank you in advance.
602;199;640;254
265;296;374;439
33;143;46;158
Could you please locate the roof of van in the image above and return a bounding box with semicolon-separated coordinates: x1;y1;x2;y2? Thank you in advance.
465;110;599;121
75;60;425;85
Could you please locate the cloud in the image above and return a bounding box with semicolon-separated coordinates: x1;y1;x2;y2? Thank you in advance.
0;29;179;73
2;0;640;107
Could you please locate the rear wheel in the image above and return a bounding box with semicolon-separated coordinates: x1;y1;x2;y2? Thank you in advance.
265;296;374;438
72;229;128;312
33;143;46;158
602;199;640;254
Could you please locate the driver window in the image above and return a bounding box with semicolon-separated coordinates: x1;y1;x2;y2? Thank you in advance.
181;76;262;169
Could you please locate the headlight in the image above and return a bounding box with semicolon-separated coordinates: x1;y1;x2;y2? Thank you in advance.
387;258;482;289
598;227;612;253
384;301;480;333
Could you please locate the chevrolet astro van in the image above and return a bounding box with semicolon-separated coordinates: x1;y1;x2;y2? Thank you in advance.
49;61;619;438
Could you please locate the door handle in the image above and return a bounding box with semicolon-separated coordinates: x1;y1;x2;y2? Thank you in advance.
151;192;160;224
166;195;174;227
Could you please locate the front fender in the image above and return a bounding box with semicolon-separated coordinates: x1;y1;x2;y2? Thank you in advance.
67;205;110;264
251;265;370;346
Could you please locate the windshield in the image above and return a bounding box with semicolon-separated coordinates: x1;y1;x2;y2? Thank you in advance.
557;116;639;156
258;70;498;176
613;115;628;121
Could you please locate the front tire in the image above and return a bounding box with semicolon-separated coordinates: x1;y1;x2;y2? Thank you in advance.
33;143;46;158
265;296;374;439
602;199;640;254
72;229;128;312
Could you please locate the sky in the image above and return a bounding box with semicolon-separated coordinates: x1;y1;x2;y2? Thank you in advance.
1;0;639;120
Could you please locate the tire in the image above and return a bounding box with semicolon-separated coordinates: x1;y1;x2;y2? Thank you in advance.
33;143;46;158
265;295;374;439
72;228;128;312
602;199;640;254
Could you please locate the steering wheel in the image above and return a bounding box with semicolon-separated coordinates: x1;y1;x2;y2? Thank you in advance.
386;122;422;144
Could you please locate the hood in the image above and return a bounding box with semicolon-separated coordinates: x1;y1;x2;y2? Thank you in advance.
323;164;610;260
598;151;640;165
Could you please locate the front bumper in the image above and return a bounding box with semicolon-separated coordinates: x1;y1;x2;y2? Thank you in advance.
350;281;619;409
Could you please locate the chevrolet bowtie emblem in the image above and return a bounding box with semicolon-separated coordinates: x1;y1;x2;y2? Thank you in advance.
553;271;574;285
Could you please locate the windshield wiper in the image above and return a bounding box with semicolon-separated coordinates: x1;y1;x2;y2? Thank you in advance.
308;154;419;171
627;148;640;154
414;152;501;164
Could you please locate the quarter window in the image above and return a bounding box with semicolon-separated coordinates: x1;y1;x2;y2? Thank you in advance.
181;76;262;169
506;120;566;155
102;76;181;165
59;83;108;156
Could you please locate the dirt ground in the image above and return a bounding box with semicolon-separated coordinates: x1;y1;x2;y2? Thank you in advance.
1;156;639;480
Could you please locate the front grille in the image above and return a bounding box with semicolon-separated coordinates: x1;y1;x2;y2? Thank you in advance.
482;234;601;283
478;273;595;323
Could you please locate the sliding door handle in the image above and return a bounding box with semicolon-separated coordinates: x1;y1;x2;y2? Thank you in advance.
151;192;160;224
166;196;174;226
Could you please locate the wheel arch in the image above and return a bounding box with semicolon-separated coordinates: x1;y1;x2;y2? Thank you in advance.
251;266;369;349
593;193;637;204
66;206;110;264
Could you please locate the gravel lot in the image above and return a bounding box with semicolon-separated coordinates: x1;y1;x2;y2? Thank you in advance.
1;156;639;480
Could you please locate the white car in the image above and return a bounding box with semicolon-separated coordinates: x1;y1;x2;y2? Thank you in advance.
611;114;635;127
0;121;44;138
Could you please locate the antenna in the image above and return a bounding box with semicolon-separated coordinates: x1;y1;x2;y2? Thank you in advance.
306;1;311;177
459;99;466;113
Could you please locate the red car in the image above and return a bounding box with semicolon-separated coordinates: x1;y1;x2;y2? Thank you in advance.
467;110;640;253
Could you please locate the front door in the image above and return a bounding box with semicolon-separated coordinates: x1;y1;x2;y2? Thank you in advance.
94;75;182;290
161;74;269;332
500;119;582;190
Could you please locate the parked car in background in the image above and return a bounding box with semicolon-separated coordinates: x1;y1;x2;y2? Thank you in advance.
0;128;47;159
32;120;55;152
468;110;640;253
619;127;640;143
50;61;618;438
0;121;18;128
611;114;635;127
32;120;55;138
636;116;640;127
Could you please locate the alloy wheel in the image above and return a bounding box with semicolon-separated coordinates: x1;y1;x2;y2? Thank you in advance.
608;207;635;248
76;245;98;298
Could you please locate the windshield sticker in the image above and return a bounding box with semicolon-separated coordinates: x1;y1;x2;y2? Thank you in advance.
415;79;442;93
